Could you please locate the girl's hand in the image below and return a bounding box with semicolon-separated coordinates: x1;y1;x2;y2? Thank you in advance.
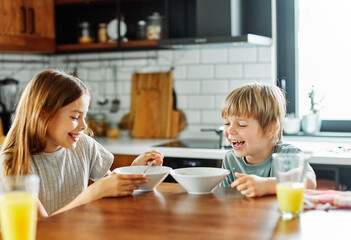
230;172;276;197
131;150;164;166
97;172;148;198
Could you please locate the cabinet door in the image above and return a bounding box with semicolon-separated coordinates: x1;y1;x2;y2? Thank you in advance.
0;0;25;36
0;0;55;53
25;0;55;39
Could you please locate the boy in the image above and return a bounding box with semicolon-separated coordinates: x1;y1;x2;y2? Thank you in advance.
220;83;316;197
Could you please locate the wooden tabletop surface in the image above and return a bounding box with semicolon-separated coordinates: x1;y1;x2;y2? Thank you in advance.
36;183;350;240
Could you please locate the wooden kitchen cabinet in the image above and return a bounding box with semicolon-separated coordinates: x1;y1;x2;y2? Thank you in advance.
0;0;55;53
110;154;137;170
55;0;163;53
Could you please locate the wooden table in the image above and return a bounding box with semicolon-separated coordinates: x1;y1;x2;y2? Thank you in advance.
37;183;350;240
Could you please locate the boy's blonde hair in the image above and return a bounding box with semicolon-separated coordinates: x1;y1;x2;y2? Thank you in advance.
0;69;90;176
222;82;286;144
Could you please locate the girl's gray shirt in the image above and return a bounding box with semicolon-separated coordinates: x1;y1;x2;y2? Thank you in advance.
29;134;113;215
220;142;315;187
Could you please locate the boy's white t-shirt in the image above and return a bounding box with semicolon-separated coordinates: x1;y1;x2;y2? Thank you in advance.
30;134;114;215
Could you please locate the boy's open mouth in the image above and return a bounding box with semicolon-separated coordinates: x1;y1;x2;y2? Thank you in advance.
231;140;245;150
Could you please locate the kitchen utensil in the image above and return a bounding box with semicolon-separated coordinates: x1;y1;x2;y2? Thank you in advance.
107;18;127;41
143;161;153;174
97;67;108;107
110;66;120;113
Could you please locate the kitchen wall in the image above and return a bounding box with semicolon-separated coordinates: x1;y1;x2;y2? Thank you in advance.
0;46;272;134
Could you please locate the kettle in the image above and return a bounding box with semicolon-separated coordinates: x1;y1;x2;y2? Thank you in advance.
201;126;231;149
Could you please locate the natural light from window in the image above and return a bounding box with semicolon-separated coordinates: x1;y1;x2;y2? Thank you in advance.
297;0;351;120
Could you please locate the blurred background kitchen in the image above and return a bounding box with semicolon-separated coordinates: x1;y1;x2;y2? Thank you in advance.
1;0;351;189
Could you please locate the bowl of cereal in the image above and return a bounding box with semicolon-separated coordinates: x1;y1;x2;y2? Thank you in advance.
113;166;172;192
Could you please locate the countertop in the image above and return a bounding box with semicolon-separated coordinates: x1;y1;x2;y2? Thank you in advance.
95;131;351;165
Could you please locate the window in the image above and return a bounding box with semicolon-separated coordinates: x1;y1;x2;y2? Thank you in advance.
277;0;351;132
297;0;351;120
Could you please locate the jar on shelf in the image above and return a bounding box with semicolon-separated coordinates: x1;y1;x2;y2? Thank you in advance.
78;21;93;44
146;12;164;40
136;20;146;40
98;23;108;43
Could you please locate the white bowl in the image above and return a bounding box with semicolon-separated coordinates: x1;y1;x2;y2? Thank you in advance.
170;167;230;194
113;166;172;192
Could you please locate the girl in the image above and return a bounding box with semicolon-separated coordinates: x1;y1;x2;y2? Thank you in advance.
0;69;163;216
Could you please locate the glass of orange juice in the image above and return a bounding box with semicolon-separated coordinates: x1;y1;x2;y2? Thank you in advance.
0;175;40;240
273;153;307;220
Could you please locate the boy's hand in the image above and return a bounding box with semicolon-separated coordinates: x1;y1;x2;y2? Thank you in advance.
132;150;164;166
231;172;275;197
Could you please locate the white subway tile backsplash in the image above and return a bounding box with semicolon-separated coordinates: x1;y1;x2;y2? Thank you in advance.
188;65;214;79
183;110;201;124
215;64;242;78
202;110;223;124
201;49;228;63
229;47;257;62
258;47;271;62
157;50;174;65
229;79;257;91
201;80;229;94
123;59;148;66
244;63;271;78
174;81;200;94
173;66;187;79
215;95;227;107
188;96;215;109
0;45;271;129
174;50;200;64
175;95;187;109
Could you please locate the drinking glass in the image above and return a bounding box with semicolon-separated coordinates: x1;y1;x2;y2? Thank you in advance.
273;153;307;220
0;175;40;240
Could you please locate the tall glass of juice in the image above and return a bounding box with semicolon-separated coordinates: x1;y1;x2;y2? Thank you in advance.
0;175;40;240
273;153;307;220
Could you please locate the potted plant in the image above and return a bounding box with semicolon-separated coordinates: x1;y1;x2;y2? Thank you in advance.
301;85;323;135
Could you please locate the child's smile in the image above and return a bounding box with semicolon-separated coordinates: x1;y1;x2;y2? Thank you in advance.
231;140;245;150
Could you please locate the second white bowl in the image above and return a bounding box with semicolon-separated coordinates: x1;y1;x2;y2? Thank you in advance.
170;167;230;194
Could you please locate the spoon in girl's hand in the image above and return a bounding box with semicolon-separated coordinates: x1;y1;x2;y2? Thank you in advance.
143;161;153;174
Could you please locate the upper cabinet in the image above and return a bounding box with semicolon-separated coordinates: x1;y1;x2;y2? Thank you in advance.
0;0;55;53
56;0;272;53
55;0;163;53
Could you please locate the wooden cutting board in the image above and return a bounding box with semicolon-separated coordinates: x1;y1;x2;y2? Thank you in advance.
128;71;174;138
132;89;161;138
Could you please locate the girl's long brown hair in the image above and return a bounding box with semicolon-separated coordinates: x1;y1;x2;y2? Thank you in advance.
0;69;89;176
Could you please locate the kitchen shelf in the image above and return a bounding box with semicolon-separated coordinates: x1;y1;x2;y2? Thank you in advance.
55;0;116;5
56;0;157;5
56;40;157;53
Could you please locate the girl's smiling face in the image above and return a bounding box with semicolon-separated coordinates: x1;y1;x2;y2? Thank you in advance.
45;94;90;153
223;115;276;164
